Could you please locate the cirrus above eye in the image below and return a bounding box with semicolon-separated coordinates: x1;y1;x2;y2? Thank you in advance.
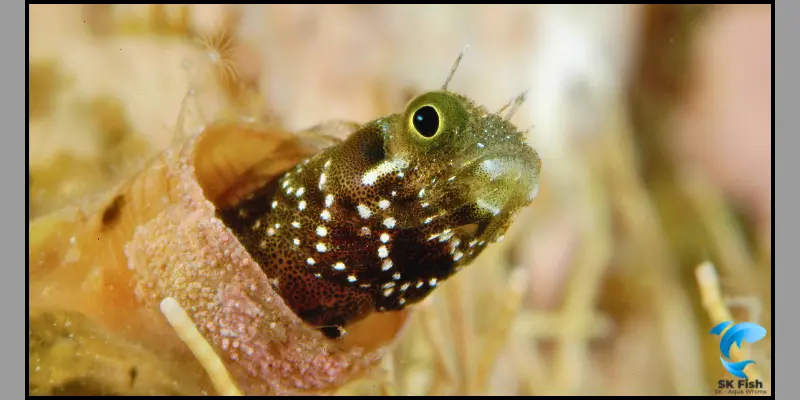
412;105;440;138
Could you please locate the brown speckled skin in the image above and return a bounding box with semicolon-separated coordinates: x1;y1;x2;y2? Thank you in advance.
219;90;541;337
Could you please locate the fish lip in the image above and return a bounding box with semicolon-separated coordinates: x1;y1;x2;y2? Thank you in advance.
453;149;538;183
407;150;536;222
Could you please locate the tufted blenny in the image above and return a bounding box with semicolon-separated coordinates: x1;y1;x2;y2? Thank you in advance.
218;55;542;339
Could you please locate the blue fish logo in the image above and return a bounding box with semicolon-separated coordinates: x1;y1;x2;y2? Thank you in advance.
709;321;767;379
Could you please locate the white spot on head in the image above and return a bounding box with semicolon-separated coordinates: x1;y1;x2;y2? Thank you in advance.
291;221;300;228
378;245;388;258
267;227;276;236
397;172;405;178
295;187;305;197
393;272;401;280
383;288;395;297
324;159;332;169
316;243;327;253
361;158;409;186
496;235;505;243
306;258;316;265
325;194;334;208
333;262;346;271
381;259;393;271
416;281;424;288
421;202;430;208
286;187;294;195
298;200;307;211
430;278;438;287
391;190;397;197
318;173;327;190
383;217;396;229
316;226;328;237
281;181;289;189
383;282;395;289
380;233;390;243
453;251;464;261
274;223;281;229
292;238;300;246
477;142;485;148
418;188;426;198
399;298;406;305
378;199;391;210
347;275;357;282
271;200;278;208
314;272;321;278
400;282;410;291
260;240;267;249
424;217;433;224
362;170;381;187
357;204;372;219
320;209;331;221
448;175;456;182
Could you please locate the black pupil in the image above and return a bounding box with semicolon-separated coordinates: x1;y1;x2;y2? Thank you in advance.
413;106;440;138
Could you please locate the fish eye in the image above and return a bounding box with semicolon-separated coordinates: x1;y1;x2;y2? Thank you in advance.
411;105;441;138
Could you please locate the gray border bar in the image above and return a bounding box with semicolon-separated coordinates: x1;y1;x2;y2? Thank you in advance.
16;3;27;397
775;1;788;399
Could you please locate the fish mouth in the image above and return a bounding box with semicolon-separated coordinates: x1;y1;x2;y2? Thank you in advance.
455;149;539;200
406;149;539;239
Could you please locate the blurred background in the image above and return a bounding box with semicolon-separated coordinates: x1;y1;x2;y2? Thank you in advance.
28;4;772;396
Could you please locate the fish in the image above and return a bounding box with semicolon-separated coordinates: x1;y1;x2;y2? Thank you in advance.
218;52;542;339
